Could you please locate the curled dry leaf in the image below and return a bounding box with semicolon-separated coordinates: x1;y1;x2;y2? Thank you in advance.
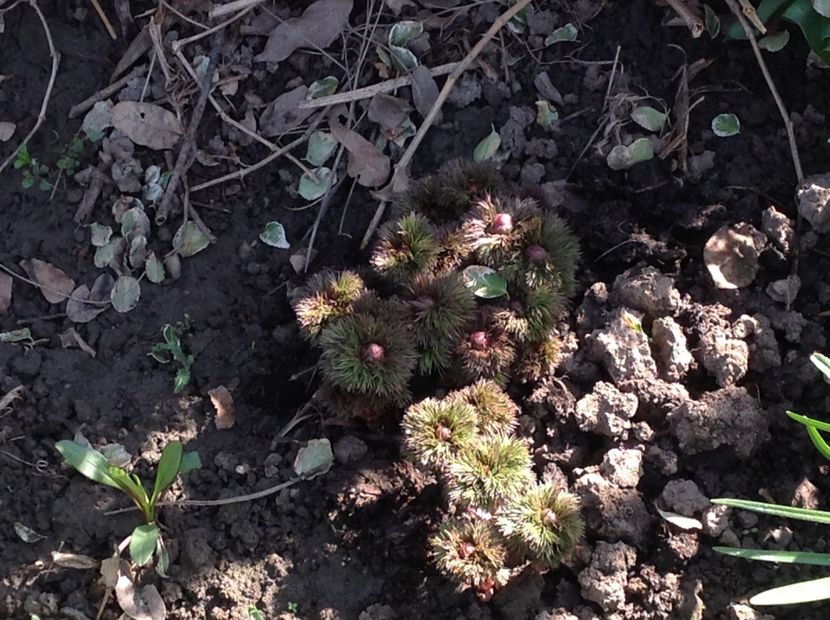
704;223;767;289
66;273;114;323
111;102;184;150
115;573;167;620
208;385;236;430
0;271;11;314
100;557;127;588
0;385;24;415
52;551;100;570
19;259;76;304
259;86;312;138
255;0;354;63
409;65;439;118
329;107;390;187
368;94;412;131
59;327;97;358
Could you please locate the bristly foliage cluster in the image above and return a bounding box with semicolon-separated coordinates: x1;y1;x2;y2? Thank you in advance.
291;159;580;420
402;384;584;600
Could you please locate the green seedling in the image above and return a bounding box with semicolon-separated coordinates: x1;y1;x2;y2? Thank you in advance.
713;353;830;605
55;439;200;573
14;144;52;191
56;135;85;178
150;323;194;393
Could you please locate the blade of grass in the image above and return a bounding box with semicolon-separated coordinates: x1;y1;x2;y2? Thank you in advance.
750;575;830;606
714;547;830;566
712;498;830;524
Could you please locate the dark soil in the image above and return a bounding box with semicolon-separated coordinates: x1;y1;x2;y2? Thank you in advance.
2;1;830;619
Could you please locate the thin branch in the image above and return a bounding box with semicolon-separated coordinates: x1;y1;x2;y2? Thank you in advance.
663;0;703;38
299;62;459;110
68;65;146;118
0;0;60;175
155;30;223;225
209;0;264;19
90;0;117;39
724;0;803;183
359;0;533;249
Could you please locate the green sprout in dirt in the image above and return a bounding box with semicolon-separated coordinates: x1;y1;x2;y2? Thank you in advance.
292;270;367;341
14;144;52;191
401;386;584;599
55;439;200;573
714;353;830;606
149;323;194;393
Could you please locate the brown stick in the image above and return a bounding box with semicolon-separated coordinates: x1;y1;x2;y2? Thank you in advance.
89;0;117;39
0;0;60;175
724;0;803;183
299;62;459;110
663;0;703;38
155;31;223;224
68;65;146;118
359;0;533;249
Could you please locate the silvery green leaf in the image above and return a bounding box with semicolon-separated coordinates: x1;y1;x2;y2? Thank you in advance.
293;438;334;477
545;23;578;45
129;234;147;269
298;167;335;201
389;46;419;71
309;76;339;99
712;113;740;137
260;221;291;249
536;100;559;130
305;131;338;166
0;328;32;343
630;106;667;132
15;522;46;543
111;276;140;313
173;222;211;257
758;30;790;52
389;20;422;46
144;165;161;185
81;100;113;142
462;265;508;299
474;126;501;161
89;223;113;247
94;236;124;269
813;0;830;17
145;252;166;284
606;137;655;170
121;206;150;238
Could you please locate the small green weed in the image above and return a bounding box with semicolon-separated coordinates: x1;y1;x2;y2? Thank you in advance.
150;322;195;393
55;439;200;573
287;602;299;613
14;144;52;191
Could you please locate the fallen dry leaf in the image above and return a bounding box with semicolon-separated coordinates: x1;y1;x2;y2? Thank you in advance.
111;102;183;150
208;385;236;430
255;0;353;64
99;557;126;588
60;327;97;358
0;271;11;314
0;385;24;416
409;65;439;118
368;94;411;132
329;107;390;187
115;573;166;620
19;258;75;304
0;121;15;142
259;86;312;137
704;223;767;289
52;551;99;570
66;273;113;323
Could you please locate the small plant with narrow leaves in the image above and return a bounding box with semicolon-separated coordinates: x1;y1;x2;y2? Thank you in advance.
149;322;194;393
713;353;830;605
402;384;584;600
292;159;580;420
55;439;200;573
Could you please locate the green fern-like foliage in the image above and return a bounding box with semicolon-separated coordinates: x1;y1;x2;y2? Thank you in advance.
319;310;417;408
454;311;517;385
370;212;440;283
292;270;367;340
432;519;507;590
401;398;478;467
497;482;584;567
445;435;534;509
448;380;518;437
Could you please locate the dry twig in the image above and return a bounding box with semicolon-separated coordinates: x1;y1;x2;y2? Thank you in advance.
155;30;224;224
663;0;703;38
359;0;533;248
90;0;117;39
0;0;60;175
68;65;146;119
723;0;803;183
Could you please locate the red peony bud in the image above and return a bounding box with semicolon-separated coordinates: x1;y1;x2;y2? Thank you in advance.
489;213;514;234
469;331;489;351
362;343;386;362
436;424;452;442
417;295;435;309
526;244;548;263
542;508;559;527
458;542;476;559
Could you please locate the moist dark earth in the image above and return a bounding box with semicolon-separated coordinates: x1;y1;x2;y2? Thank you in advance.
2;1;830;619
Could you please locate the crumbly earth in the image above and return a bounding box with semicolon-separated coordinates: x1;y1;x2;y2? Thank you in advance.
2;1;830;619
